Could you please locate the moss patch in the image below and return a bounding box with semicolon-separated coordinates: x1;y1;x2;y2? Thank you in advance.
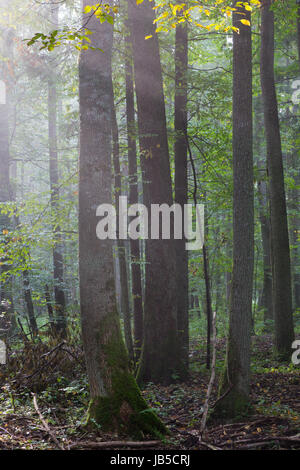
209;387;252;423
86;312;166;438
86;371;166;438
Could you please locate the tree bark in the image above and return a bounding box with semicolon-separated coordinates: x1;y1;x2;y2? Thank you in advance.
293;2;300;309
0;28;16;339
127;0;182;384
124;31;144;363
45;284;54;329
111;92;134;364
48;4;67;338
214;5;254;419
174;15;189;373
287;153;300;310
260;0;294;358
297;3;300;69
254;98;273;327
23;269;38;337
257;179;273;326
79;0;165;436
12;213;38;338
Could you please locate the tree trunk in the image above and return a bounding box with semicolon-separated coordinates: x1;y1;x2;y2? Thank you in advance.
254;97;273;327
293;3;300;309
203;244;213;369
45;284;54;329
257;179;273;327
127;0;182;384
297;3;300;69
288;153;300;310
79;1;165;436
260;0;294;358
23;269;38;337
111;93;134;364
214;5;254;419
124;32;144;363
48;4;67;338
13;213;38;338
174;15;189;373
0;28;16;339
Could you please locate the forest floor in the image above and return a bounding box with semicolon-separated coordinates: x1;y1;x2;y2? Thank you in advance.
0;334;299;450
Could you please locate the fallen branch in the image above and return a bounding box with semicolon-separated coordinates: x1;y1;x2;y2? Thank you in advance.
32;393;64;450
70;440;161;449
198;438;221;451
17;319;30;343
235;434;300;447
25;349;61;380
60;347;85;367
0;426;13;437
41;341;67;358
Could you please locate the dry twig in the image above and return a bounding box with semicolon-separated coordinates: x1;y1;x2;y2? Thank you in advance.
70;440;161;449
32;393;64;450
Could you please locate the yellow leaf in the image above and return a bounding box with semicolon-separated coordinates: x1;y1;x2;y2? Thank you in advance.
240;19;250;26
145;35;153;40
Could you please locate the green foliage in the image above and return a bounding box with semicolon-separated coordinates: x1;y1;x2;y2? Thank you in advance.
26;28;102;52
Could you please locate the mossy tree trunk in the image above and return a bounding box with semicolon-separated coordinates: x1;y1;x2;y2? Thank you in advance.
79;0;165;437
213;4;254;420
260;0;294;359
